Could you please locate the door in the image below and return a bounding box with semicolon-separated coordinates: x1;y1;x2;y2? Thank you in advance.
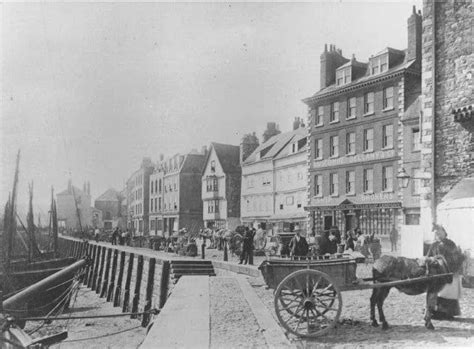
324;216;333;231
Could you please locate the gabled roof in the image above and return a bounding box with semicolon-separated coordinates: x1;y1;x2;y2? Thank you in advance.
244;128;307;165
181;153;206;174
95;188;120;202
205;143;241;174
57;185;87;196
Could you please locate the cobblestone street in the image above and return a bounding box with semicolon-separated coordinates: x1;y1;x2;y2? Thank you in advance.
248;264;474;348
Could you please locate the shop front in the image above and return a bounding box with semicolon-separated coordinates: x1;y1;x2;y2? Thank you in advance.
267;212;308;237
306;197;401;237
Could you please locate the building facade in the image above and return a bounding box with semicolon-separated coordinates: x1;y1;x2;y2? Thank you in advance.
148;150;206;236
241;122;308;235
304;8;422;237
56;180;92;230
94;188;126;230
419;0;474;239
126;158;154;235
202;143;241;230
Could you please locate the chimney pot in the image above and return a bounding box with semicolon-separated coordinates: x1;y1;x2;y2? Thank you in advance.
324;43;327;52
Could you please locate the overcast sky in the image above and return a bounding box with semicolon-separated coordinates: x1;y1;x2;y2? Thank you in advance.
1;0;422;219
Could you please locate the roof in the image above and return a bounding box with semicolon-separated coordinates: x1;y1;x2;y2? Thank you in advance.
274;128;308;160
95;188;120;202
304;59;418;104
181;153;206;173
243;128;306;164
57;185;87;197
441;178;474;202
206;143;241;174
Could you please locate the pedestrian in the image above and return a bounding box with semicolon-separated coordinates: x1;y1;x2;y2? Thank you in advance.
345;230;356;251
248;228;256;265
120;229;127;245
288;228;309;257
111;228;119;245
94;227;100;243
390;225;399;252
426;224;464;319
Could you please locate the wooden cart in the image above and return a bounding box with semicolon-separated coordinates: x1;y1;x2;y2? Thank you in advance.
258;255;453;338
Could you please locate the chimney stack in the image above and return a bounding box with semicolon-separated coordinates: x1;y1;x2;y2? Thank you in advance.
68;179;72;193
320;44;349;89
407;5;422;62
262;122;281;143
87;181;90;195
293;117;301;130
201;145;208;156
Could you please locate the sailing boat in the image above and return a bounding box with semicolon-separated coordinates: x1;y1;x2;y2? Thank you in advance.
1;151;82;318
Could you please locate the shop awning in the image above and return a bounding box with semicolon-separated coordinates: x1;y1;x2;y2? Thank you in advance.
267;212;307;222
305;198;401;211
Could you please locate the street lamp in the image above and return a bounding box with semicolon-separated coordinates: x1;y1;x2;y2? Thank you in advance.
397;167;411;189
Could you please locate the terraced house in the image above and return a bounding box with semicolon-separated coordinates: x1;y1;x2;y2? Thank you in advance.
241;120;308;235
304;8;423;237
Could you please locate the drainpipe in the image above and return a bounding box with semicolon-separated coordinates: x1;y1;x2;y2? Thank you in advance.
431;0;437;226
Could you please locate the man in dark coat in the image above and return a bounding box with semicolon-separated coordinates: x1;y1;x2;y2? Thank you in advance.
289;229;309;257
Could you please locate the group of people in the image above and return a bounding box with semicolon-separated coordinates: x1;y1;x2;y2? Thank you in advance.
110;227;132;246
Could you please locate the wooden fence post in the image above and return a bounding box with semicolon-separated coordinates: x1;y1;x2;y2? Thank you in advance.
107;249;119;302
87;245;97;288
96;246;106;294
131;255;144;318
159;260;170;309
114;251;126;307
83;244;93;285
141;258;156;327
91;245;101;290
122;253;134;313
100;248;112;298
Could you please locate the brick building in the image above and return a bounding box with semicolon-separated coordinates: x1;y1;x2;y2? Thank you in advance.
304;8;423;237
149;150;206;236
202;143;241;230
126;158;154;235
419;0;474;241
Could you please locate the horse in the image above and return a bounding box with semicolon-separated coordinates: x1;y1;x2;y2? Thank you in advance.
369;254;459;330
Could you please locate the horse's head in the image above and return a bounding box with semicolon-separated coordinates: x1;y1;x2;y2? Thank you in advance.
422;255;453;284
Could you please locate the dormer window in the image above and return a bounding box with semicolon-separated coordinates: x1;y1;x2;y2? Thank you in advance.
370;54;389;75
336;67;351;86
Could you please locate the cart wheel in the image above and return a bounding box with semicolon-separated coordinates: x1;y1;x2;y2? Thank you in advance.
274;269;342;338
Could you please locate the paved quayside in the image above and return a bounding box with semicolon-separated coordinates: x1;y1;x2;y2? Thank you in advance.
141;275;293;349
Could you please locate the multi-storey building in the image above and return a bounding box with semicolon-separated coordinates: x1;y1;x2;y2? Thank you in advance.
149;156;164;236
126;158;154;235
241;120;308;234
202;143;241;230
304;8;422;237
57;180;92;230
148;150;206;236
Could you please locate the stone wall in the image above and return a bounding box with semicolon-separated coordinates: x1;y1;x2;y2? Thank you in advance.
420;0;474;236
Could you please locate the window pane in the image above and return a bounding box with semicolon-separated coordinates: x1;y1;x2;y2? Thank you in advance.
384;87;394;109
383;124;393;148
412;128;420;151
365;92;374;114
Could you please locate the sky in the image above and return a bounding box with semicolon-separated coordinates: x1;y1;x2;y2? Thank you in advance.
1;0;422;220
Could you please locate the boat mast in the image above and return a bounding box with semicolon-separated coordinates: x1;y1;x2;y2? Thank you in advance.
27;181;41;260
52;187;59;257
5;151;21;272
